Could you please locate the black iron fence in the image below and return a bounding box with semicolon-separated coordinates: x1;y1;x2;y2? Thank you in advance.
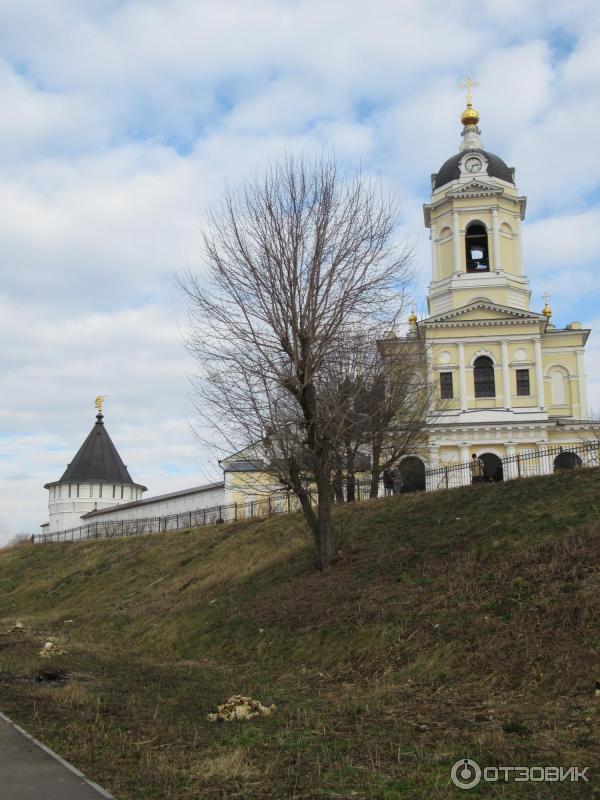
34;440;599;544
426;439;600;491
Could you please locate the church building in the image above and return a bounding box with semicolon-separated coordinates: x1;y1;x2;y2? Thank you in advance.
390;84;595;484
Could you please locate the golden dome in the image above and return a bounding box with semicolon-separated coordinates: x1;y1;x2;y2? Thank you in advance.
461;102;480;126
408;310;417;325
542;302;552;318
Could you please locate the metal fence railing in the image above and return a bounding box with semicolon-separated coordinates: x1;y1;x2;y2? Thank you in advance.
425;440;600;491
34;440;599;544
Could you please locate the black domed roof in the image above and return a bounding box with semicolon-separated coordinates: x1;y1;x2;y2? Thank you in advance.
433;149;514;190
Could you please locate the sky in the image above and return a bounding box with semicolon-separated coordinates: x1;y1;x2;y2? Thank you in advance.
1;0;599;542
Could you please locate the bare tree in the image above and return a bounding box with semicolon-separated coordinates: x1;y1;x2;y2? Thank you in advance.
182;156;413;570
317;330;435;500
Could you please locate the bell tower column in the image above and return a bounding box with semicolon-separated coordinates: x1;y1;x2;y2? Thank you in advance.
452;211;461;274
430;222;438;281
491;207;501;271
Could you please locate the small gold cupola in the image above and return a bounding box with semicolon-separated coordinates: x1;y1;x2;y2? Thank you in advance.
458;77;483;151
459;76;480;126
542;292;552;319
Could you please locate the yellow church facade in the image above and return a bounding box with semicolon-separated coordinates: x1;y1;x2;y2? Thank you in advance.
391;91;595;482
220;89;597;505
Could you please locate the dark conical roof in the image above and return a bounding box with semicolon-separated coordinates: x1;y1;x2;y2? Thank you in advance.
55;413;138;485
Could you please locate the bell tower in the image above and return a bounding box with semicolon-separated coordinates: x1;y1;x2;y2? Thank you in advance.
423;80;529;315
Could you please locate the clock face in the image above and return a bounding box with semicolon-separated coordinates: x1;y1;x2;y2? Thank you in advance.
464;156;482;173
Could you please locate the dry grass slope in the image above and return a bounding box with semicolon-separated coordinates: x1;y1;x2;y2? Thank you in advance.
1;469;600;799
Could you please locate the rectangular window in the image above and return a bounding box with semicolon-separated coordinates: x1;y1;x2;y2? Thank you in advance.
516;369;530;396
440;371;453;399
76;484;80;498
68;484;72;498
112;485;116;498
121;486;124;499
99;484;103;498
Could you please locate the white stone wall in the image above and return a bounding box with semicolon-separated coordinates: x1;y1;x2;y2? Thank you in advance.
81;484;225;526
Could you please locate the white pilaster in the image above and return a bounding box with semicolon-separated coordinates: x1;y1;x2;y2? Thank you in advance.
576;349;589;419
491;207;501;271
459;444;471;486
452;210;461;274
515;216;524;276
426;346;435;413
501;339;511;409
458;342;468;411
534;338;545;409
431;224;438;281
504;443;518;480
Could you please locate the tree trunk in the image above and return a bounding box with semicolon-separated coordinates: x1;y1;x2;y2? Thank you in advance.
315;478;335;570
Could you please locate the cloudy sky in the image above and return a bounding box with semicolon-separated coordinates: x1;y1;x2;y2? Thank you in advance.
1;0;599;541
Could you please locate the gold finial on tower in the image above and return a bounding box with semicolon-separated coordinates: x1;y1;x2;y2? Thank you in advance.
459;76;480;126
95;395;107;414
542;292;552;318
408;304;417;324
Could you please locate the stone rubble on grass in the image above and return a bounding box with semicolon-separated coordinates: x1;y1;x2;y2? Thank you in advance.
12;622;25;631
39;637;66;658
207;695;276;722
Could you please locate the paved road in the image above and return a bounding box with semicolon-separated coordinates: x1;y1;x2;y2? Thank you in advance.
0;711;115;799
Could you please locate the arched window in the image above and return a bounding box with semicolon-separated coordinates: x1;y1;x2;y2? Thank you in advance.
550;370;566;405
474;356;496;397
465;222;490;272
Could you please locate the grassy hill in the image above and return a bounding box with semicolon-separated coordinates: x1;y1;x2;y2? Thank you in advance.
1;470;599;799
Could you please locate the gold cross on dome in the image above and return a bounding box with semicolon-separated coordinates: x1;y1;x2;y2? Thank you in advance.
543;291;550;304
459;76;479;105
95;395;107;413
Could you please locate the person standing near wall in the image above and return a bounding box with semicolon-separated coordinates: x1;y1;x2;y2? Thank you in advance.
383;467;395;496
469;453;485;485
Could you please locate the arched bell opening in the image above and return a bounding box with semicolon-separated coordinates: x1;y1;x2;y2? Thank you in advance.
465;222;490;272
